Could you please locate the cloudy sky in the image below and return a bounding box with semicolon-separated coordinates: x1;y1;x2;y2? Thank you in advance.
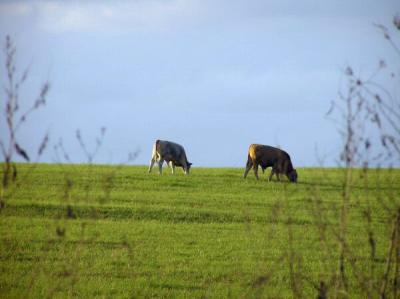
0;0;398;167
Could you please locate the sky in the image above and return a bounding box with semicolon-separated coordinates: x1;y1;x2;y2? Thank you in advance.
0;0;399;167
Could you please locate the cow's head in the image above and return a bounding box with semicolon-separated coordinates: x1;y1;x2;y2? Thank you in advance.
288;169;297;183
185;162;192;174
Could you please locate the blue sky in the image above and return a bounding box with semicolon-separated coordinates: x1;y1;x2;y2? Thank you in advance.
0;0;398;167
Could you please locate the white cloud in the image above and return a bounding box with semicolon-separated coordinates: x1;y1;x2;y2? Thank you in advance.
0;2;32;16
0;0;202;33
34;0;201;33
2;0;396;34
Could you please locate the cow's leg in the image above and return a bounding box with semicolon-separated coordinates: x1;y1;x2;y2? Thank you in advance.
275;163;282;182
268;169;274;181
148;157;156;173
158;159;164;175
170;162;176;174
276;172;281;181
253;163;259;180
243;158;252;178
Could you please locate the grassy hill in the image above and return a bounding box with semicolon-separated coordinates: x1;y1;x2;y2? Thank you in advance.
0;164;399;298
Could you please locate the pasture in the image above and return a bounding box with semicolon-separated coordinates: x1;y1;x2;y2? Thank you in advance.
0;164;399;298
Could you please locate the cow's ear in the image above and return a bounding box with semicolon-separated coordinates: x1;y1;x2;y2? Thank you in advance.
189;162;193;166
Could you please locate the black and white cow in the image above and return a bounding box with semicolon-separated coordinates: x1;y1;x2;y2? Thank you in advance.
148;140;192;175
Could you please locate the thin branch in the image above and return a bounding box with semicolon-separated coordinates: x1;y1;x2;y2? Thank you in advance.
363;82;400;119
380;217;397;298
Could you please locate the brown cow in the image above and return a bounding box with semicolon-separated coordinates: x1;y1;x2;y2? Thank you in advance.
243;144;297;182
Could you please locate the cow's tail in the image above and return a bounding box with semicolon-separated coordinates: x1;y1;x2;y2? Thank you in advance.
152;140;160;161
243;154;253;178
246;154;252;167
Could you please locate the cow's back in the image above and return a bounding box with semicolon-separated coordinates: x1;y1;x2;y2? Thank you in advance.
248;144;291;167
156;140;186;162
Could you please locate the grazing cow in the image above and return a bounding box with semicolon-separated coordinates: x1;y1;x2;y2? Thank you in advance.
148;140;192;175
243;144;297;182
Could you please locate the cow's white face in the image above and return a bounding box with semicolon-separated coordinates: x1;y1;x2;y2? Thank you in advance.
185;162;192;174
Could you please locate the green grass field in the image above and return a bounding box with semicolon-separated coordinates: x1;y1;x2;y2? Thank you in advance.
0;164;399;298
